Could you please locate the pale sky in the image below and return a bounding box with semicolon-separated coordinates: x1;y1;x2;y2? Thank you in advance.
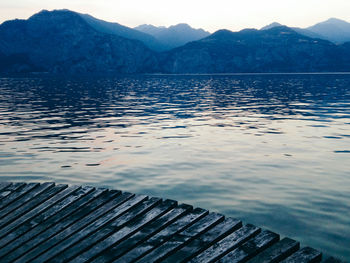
1;0;350;32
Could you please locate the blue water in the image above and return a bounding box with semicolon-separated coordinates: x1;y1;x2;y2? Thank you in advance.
0;74;349;260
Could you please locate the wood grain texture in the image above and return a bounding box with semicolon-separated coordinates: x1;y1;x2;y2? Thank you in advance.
0;182;333;263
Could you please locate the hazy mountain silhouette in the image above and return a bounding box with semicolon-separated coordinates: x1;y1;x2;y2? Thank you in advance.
0;9;158;73
134;23;210;50
261;22;326;40
292;28;325;40
78;13;166;51
1;10;350;74
306;18;350;44
262;18;350;44
161;26;350;73
260;22;283;30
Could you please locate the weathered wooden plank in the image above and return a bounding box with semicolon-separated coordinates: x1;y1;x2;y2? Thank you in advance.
0;183;25;201
0;182;54;220
163;217;242;263
137;212;225;263
0;183;63;231
0;184;66;234
247;237;300;263
49;197;164;262
0;185;92;251
115;208;208;263
66;199;177;263
12;191;132;263
217;230;280;263
3;189;121;263
0;184;73;241
189;224;261;263
0;182;11;193
91;204;192;263
0;187;109;261
21;194;147;263
281;247;322;263
0;182;334;263
0;182;38;210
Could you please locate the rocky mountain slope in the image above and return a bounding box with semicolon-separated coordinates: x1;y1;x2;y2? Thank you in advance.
0;10;158;73
160;26;350;73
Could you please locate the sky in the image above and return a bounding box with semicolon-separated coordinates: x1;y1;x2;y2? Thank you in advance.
1;0;350;32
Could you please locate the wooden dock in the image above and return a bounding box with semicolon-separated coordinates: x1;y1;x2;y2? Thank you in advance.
0;182;343;263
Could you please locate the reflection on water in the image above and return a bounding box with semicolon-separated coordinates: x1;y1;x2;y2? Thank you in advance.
0;74;350;260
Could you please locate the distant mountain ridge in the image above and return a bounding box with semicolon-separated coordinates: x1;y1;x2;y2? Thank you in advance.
134;23;210;50
78;12;165;51
1;9;350;74
306;18;350;44
161;26;350;73
261;18;350;44
261;22;283;30
0;9;159;73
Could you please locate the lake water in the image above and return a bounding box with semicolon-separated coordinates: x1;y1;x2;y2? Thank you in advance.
0;74;349;260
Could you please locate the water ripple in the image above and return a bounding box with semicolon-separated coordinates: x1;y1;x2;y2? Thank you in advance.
0;74;350;260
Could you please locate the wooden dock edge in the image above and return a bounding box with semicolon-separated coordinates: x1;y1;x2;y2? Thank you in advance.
0;181;345;263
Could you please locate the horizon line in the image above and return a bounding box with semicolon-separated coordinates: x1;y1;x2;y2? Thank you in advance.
1;8;350;34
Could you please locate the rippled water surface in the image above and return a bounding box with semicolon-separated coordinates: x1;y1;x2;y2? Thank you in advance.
0;74;350;260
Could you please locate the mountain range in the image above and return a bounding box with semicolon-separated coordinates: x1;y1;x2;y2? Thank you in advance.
0;10;159;73
134;23;210;50
0;9;350;74
162;27;350;73
261;18;350;44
